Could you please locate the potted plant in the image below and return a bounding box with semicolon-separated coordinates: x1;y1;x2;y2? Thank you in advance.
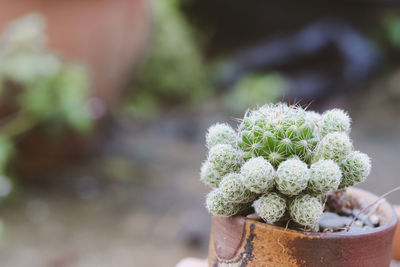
0;14;95;178
200;103;397;266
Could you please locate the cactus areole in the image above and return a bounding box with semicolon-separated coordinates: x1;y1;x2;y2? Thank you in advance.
201;103;397;266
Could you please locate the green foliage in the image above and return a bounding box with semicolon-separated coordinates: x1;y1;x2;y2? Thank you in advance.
0;14;92;132
224;73;288;115
0;138;14;173
129;0;211;117
201;102;371;231
0;14;93;202
384;14;400;47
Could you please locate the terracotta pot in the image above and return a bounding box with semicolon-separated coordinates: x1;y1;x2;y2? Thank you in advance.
208;188;397;267
0;0;150;108
0;1;150;177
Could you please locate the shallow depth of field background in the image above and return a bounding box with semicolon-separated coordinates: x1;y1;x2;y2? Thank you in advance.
0;1;399;266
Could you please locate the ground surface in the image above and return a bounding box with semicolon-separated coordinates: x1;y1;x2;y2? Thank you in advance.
0;94;399;266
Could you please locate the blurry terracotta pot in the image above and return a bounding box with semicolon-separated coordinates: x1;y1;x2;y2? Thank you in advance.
0;0;149;177
0;0;150;108
209;188;397;267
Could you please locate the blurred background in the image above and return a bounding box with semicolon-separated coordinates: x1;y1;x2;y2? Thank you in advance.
0;0;399;266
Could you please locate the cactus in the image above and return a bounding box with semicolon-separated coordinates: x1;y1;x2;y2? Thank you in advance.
308;160;342;194
254;192;287;223
200;161;222;188
320;109;351;137
208;144;243;176
240;157;275;194
238;103;319;166
275;158;310;196
313;132;352;162
206;123;238;148
200;102;371;232
290;194;323;231
339;151;371;188
219;173;256;203
206;189;248;216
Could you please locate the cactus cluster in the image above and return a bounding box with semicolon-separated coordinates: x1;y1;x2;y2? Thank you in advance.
201;103;372;232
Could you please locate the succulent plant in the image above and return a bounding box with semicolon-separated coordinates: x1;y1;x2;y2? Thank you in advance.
206;189;247;216
254;192;287;223
308;160;342;194
275;158;309;196
200;161;221;188
339;151;371;188
320;109;351;137
313;132;352;162
240;157;275;194
238;103;319;166
206;123;238;148
289;194;323;231
208;144;243;176
201;102;371;232
219;173;256;203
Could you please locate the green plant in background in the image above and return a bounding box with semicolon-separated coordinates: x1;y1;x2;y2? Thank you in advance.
201;103;371;231
128;0;211;118
384;14;400;48
224;73;289;115
0;14;93;201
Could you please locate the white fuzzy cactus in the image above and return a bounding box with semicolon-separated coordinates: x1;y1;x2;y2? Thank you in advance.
201;102;372;232
308;160;342;194
320;109;351;137
206;189;247;216
206;123;238;148
219;173;256;203
254;192;287;223
240;157;275;194
275;158;309;196
313;132;352;162
200;161;222;188
208;144;243;175
289;194;323;231
339;151;371;188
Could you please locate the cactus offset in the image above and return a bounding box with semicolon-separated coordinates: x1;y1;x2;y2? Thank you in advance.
275;158;310;196
206;189;248;216
219;173;256;203
339;151;371;188
254;192;287;223
289;194;323;231
206;123;238;148
241;157;275;194
308;160;342;194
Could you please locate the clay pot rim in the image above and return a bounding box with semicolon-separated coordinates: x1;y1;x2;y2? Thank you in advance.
235;187;398;239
